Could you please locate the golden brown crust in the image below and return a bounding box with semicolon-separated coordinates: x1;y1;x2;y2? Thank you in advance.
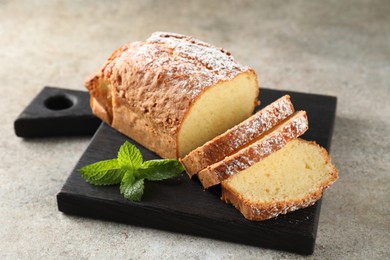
90;97;111;125
84;32;257;159
198;111;309;188
221;183;321;221
181;95;294;177
111;94;177;158
85;45;129;124
221;139;338;221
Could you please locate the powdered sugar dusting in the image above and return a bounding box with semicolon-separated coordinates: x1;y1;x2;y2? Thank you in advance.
229;96;294;149
117;32;249;99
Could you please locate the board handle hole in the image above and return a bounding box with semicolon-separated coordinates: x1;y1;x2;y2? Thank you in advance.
44;95;75;110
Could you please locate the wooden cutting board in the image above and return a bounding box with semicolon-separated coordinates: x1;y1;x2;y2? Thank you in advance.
17;86;337;255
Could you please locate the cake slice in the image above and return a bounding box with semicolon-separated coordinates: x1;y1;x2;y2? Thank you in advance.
198;111;308;188
181;95;294;177
221;139;338;221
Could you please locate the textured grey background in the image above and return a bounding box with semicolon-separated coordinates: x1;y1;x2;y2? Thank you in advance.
1;0;389;259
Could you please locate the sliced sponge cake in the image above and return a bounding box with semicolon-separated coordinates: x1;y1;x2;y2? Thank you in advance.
198;111;309;188
221;138;338;221
181;95;295;177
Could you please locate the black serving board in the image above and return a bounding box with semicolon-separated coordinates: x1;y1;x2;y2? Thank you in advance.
14;87;101;137
51;88;336;255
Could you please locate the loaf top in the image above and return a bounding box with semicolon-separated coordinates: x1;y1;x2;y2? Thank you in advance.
86;32;255;135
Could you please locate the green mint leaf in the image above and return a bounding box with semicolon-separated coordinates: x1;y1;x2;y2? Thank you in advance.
139;159;184;181
79;159;125;185
79;141;184;202
117;141;143;169
120;170;145;201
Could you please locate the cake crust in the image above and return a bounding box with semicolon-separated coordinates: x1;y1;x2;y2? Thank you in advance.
181;95;294;177
221;139;338;221
198;111;309;188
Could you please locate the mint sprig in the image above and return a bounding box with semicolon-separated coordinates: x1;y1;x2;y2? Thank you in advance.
79;141;184;201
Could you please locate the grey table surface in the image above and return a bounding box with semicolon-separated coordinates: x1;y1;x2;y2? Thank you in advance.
1;0;389;259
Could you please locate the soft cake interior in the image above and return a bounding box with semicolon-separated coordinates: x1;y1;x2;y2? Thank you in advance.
223;139;335;202
178;73;258;157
